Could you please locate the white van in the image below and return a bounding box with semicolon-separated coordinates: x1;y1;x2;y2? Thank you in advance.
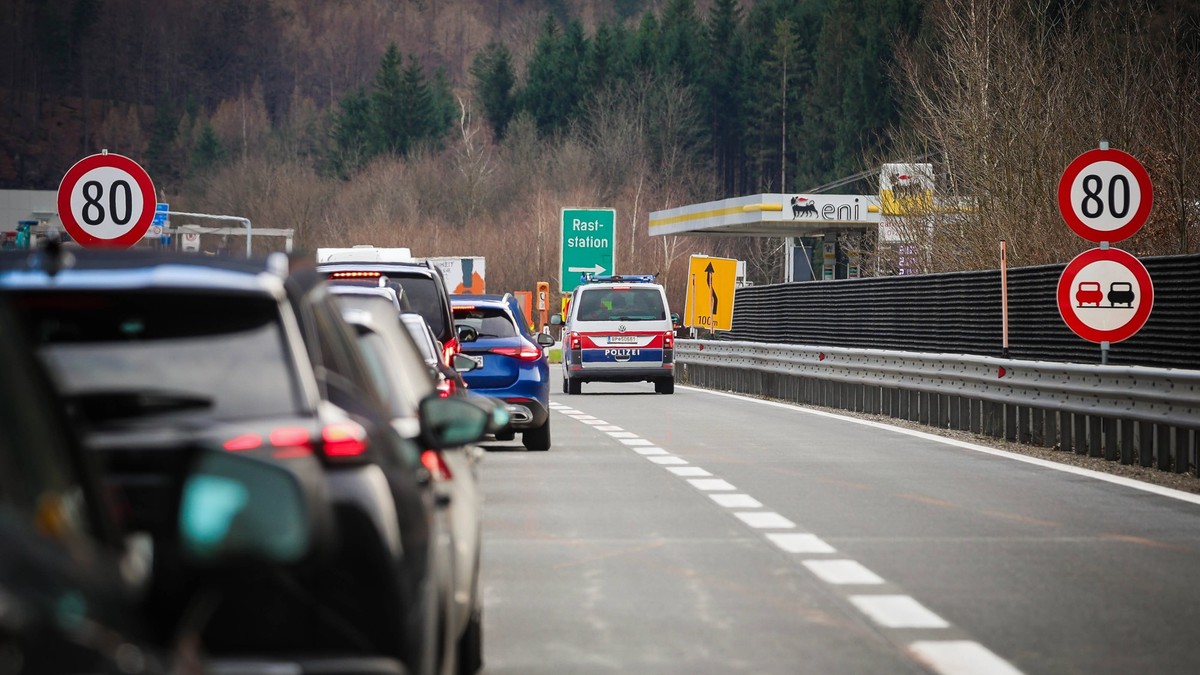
554;274;675;394
316;245;413;263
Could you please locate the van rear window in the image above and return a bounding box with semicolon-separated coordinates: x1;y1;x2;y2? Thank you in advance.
575;288;665;322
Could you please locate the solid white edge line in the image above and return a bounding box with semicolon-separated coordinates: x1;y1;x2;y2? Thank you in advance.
682;385;1200;507
909;641;1025;675
848;595;949;629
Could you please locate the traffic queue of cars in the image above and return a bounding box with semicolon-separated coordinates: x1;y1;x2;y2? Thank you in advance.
0;243;528;675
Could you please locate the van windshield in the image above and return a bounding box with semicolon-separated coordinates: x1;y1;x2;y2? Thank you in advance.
575;287;665;322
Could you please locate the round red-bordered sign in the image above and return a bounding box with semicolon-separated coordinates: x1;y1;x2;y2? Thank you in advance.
56;153;156;248
1057;247;1154;344
1057;148;1152;244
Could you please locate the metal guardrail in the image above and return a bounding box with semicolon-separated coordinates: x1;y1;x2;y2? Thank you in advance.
677;339;1200;475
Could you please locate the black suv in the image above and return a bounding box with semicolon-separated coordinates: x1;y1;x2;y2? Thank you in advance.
0;249;487;675
318;260;459;367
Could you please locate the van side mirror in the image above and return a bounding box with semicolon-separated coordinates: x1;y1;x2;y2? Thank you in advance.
670;313;681;325
549;315;563;326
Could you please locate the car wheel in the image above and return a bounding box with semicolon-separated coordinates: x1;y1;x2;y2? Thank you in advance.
567;378;581;395
655;377;674;395
522;419;551;451
494;428;515;441
456;608;483;675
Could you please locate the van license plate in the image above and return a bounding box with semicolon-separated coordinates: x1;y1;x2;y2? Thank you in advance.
608;336;638;344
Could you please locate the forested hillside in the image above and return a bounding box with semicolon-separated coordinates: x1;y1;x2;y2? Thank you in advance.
2;0;1197;301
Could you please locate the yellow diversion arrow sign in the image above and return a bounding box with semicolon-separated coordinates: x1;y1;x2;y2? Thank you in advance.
684;255;738;331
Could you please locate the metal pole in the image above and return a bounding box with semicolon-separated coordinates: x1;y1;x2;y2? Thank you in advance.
1000;240;1009;358
166;211;253;257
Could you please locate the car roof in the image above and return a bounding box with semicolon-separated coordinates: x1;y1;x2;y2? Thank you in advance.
0;249;289;296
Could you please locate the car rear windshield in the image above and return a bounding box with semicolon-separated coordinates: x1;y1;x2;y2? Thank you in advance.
9;291;303;422
575;287;666;322
327;272;448;341
453;306;517;338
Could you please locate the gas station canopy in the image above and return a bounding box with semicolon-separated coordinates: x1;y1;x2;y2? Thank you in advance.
648;193;881;237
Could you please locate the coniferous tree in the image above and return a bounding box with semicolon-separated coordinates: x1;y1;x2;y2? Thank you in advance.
371;44;407;155
191;122;226;175
329;89;372;178
470;41;517;140
398;53;437;153
706;0;746;196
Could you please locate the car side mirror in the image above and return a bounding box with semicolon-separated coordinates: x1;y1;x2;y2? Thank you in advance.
456;324;478;343
535;333;555;347
419;394;489;449
549;315;563;326
178;449;332;566
453;353;479;372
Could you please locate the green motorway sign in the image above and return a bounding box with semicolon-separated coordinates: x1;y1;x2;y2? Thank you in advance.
560;208;615;292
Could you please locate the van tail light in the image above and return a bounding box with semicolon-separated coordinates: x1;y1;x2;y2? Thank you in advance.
420;449;453;481
568;332;582;350
663;332;674;349
489;345;542;361
321;422;369;459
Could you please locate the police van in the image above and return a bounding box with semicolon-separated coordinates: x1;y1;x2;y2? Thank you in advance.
552;274;675;395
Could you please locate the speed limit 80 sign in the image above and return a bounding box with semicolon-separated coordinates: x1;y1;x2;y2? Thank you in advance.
56;152;157;248
1057;148;1152;243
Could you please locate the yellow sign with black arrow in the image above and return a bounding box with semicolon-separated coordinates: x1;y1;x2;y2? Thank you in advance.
683;254;738;331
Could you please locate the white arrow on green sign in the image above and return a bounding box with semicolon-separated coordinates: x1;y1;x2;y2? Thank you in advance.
560;207;615;292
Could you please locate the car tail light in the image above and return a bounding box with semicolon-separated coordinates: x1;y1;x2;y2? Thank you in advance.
223;433;262;452
321;422;368;459
442;336;460;367
269;427;311;447
436;377;454;398
489;346;542;361
569;331;582;350
420;449;453;481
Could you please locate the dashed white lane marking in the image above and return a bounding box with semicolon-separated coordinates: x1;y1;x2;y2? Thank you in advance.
734;512;796;529
710;493;762;508
687;478;736;491
849;595;950;629
765;533;836;553
552;398;1023;675
909;641;1024;675
668;466;712;477
802;559;885;585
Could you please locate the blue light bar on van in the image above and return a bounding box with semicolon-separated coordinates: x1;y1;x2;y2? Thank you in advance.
580;273;659;285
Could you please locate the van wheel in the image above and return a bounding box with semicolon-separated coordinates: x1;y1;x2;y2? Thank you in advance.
561;375;569;394
568;378;582;395
523;419;551;451
655;378;674;395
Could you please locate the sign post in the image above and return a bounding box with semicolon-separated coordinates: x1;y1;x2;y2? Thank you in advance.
1056;143;1154;362
560;208;615;292
57;151;157;248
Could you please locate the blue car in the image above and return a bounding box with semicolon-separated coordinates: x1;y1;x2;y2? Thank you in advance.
451;294;555;451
